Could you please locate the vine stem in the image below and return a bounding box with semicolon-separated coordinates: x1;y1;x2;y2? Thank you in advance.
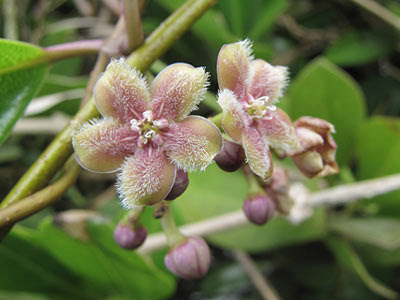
137;173;400;254
0;0;218;236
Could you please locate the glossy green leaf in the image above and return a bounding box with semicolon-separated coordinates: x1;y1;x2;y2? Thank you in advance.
174;163;327;252
0;226;90;300
325;236;398;299
355;117;400;216
34;219;175;300
329;217;400;250
325;31;394;67
0;39;48;145
287;57;366;165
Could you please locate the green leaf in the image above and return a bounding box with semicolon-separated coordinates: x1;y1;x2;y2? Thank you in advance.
287;57;366;165
325;31;394;67
325;236;398;299
0;226;89;300
0;39;48;145
329;217;400;250
34;218;175;300
248;0;288;40
174;163;327;252
355;117;400;216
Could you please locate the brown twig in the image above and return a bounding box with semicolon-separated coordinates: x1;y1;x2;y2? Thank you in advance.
138;173;400;253
233;250;281;300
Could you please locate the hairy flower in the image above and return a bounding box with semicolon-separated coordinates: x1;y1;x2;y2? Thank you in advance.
216;40;299;179
73;58;222;208
290;116;339;178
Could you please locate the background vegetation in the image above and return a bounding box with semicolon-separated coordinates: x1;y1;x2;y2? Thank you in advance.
0;0;400;299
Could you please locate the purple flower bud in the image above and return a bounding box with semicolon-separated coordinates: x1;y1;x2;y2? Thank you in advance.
165;236;211;279
215;139;245;172
165;169;189;200
243;194;275;225
114;222;147;250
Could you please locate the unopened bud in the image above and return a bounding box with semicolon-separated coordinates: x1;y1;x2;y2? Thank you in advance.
215;139;245;172
114;222;147;250
165;169;189;200
264;166;292;215
243;194;275;225
290;117;339;178
165;236;211;279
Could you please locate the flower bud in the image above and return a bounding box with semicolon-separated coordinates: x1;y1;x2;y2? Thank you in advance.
165;236;211;279
243;194;275;225
290;117;339;178
165;169;189;200
215;139;245;172
114;221;147;250
264;166;292;215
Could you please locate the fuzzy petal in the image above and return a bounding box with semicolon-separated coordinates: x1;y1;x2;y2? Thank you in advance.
151;63;209;121
218;89;251;143
94;58;151;123
163;116;222;172
72;118;138;173
242;127;273;179
217;40;253;100
117;147;176;208
256;108;299;153
249;59;288;103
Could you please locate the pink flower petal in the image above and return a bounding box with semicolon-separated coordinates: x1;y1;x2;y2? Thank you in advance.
249;59;288;103
117;147;176;208
163;116;222;171
94;58;151;123
218;89;251;143
72;118;138;173
151;63;209;121
242;127;273;179
256;108;299;153
217;40;253;100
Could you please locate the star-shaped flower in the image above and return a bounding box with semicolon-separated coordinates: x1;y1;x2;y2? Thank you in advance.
73;58;222;208
217;40;299;179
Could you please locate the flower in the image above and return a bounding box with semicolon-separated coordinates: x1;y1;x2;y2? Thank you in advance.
290;116;339;178
73;58;222;208
216;40;299;179
164;236;211;279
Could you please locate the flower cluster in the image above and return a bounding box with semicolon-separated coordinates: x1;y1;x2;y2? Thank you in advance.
72;40;339;280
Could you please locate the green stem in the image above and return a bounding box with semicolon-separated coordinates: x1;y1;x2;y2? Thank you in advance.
0;157;80;228
1;0;217;213
123;0;144;51
127;0;217;70
210;113;223;131
159;203;185;247
242;166;265;196
0;40;103;77
121;207;144;225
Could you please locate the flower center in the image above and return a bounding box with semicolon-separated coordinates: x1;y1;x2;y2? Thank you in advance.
245;96;276;120
130;110;168;146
